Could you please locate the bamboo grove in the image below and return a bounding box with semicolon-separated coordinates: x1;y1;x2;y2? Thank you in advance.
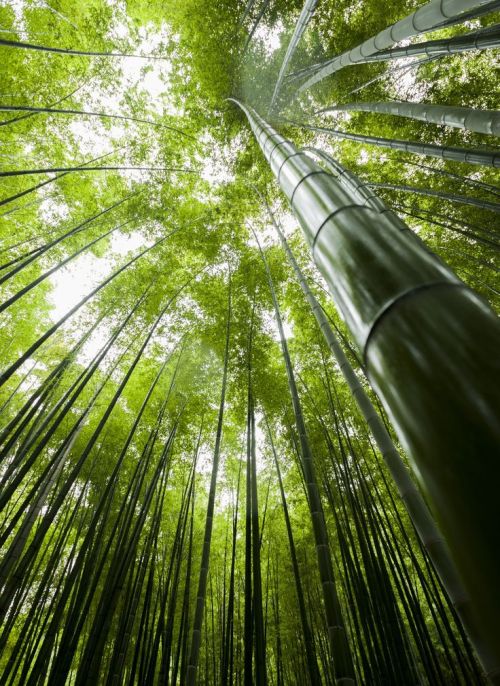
0;0;499;684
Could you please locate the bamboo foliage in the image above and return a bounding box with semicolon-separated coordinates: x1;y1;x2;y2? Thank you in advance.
0;1;498;684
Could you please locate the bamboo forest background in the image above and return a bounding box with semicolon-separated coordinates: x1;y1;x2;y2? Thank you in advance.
0;0;499;684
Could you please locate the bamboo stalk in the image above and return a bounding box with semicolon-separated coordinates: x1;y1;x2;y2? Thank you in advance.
232;99;500;682
318;101;500;137
297;0;493;91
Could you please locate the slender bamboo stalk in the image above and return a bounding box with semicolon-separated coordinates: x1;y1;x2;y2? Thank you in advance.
0;231;176;388
285;120;500;168
269;0;318;114
242;0;272;54
0;219;133;313
0;165;195;178
0;36;168;59
249;394;267;686
254;230;356;685
365;182;500;213
266;417;322;685
0;148;122;207
0;192;137;286
0;104;196;139
185;276;231;686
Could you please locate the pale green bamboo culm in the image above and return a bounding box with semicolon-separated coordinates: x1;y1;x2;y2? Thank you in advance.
286;120;500;168
259;185;495;680
268;0;318;115
230;99;500;684
297;0;493;92
352;24;500;63
292;23;500;85
318;101;500;137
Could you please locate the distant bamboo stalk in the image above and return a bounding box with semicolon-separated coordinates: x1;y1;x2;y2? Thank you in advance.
0;104;196;139
366;181;500;212
0;36;168;59
269;0;318;113
0;165;196;178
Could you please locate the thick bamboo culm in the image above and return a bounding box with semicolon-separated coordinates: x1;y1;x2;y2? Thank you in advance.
232;98;500;684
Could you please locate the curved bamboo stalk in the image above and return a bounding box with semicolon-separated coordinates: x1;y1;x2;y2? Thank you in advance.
288;1;500;83
359;24;500;63
297;0;493;91
0;37;168;59
318;101;500;137
231;99;500;681
269;0;318;114
286;120;500;168
0;165;196;178
0;78;91;127
0;104;196;140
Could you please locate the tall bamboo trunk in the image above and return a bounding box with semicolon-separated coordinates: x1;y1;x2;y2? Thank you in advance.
263;199;487;674
232;99;500;684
